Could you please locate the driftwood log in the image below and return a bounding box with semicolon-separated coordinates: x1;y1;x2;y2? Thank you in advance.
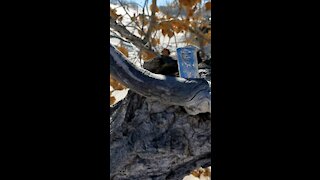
110;44;212;179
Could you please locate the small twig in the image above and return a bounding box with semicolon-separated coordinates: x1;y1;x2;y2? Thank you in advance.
143;0;157;44
110;17;158;57
110;35;132;44
188;27;210;42
166;37;171;48
174;33;178;49
117;0;143;36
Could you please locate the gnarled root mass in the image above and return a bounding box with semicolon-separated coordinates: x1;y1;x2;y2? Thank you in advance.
110;91;211;180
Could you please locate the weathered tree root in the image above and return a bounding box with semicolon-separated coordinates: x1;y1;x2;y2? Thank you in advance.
110;92;211;180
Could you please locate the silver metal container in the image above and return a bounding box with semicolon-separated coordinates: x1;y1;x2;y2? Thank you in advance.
176;46;200;78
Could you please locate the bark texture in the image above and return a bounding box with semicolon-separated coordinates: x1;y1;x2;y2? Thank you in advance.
109;44;212;180
110;91;211;180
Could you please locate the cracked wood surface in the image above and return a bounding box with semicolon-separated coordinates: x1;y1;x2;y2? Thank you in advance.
110;92;211;180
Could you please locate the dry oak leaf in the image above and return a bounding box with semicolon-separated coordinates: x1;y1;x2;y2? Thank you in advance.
151;38;160;46
167;30;174;38
179;0;201;7
205;2;212;11
141;50;157;61
149;3;159;13
110;8;120;20
116;45;129;57
110;76;126;90
110;94;116;105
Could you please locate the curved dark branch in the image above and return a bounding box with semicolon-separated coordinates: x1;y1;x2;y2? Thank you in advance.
110;44;211;115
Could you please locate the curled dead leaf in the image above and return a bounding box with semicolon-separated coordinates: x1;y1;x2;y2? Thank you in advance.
110;94;116;105
151;38;160;46
141;50;157;61
110;76;126;90
167;30;174;38
110;8;121;20
116;45;129;57
150;2;159;13
205;2;212;11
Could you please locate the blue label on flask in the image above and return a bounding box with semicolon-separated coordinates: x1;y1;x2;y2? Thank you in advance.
176;46;199;78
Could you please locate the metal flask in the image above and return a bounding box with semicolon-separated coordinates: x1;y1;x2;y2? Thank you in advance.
176;45;200;79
